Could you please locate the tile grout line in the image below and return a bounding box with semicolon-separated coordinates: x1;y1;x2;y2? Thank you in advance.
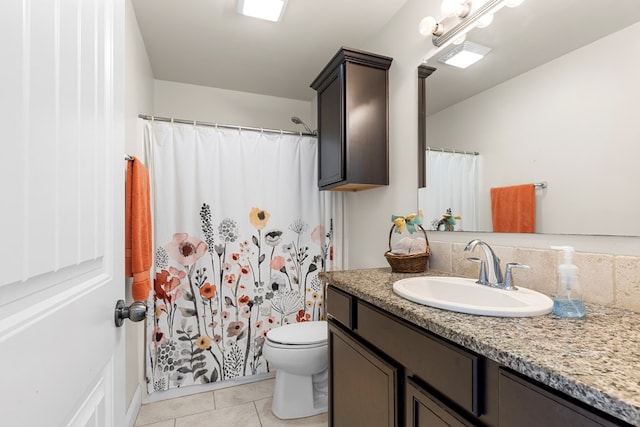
253;400;265;427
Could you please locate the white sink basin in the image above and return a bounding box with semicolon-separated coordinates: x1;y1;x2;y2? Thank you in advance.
393;276;553;317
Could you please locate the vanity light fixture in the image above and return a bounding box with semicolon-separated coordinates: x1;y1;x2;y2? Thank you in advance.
420;0;525;63
438;41;491;68
238;0;287;22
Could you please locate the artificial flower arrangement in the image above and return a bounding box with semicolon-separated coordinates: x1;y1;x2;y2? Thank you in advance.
437;208;462;231
384;211;430;273
391;212;423;234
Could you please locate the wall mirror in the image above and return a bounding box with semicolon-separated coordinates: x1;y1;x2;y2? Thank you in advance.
418;0;640;236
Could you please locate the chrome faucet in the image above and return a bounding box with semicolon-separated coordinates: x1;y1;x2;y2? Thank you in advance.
464;239;504;286
464;239;529;290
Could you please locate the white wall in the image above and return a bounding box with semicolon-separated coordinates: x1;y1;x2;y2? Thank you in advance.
125;0;154;158
124;0;154;412
344;0;439;268
154;80;314;132
426;22;640;236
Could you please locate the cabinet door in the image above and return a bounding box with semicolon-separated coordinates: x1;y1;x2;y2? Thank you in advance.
406;378;476;427
329;320;399;427
317;66;344;188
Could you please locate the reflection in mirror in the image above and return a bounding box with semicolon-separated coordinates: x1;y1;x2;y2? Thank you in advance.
418;0;640;236
422;148;479;232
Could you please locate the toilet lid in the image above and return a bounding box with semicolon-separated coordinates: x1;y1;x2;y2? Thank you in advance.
266;321;327;345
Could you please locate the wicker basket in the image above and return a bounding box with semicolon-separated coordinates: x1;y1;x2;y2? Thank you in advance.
384;224;430;273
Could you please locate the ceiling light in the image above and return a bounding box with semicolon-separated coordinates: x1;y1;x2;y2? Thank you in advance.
238;0;287;22
437;41;491;68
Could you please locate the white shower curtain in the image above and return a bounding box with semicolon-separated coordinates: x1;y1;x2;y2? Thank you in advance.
143;120;334;393
423;150;479;232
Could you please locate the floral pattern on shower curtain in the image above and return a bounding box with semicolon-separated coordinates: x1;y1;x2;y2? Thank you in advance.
144;121;330;393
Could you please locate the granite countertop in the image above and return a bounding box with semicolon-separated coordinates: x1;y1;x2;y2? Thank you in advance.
322;268;640;426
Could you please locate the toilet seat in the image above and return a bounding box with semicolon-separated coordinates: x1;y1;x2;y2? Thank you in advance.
266;320;327;346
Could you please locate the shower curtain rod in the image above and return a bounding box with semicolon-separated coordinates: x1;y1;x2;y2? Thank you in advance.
426;146;479;156
138;114;317;137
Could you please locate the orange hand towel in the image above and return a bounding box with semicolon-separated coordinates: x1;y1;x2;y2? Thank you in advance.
490;184;535;233
125;157;153;301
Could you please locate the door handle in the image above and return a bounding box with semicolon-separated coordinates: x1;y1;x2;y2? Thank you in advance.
114;299;147;327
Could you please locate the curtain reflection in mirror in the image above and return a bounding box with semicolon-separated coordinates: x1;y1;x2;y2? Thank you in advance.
422;150;479;232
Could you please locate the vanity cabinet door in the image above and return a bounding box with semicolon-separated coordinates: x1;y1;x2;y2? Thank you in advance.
499;369;625;427
406;378;475;427
328;319;399;427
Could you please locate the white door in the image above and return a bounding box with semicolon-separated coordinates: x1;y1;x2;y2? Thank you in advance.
0;0;126;426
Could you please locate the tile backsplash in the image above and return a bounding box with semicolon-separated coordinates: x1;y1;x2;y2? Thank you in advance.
428;241;640;313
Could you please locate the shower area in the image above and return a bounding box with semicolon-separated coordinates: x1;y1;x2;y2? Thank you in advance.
140;115;340;395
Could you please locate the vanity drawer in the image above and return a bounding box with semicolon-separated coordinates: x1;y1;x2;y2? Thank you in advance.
498;368;624;427
326;285;354;329
357;301;479;416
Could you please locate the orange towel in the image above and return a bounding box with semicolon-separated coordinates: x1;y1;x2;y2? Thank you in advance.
490;184;535;233
125;157;153;301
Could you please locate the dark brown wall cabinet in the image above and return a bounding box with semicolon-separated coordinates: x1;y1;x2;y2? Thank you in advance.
326;285;631;427
311;47;392;191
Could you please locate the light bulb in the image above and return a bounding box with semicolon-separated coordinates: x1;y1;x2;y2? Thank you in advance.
506;0;524;7
452;34;466;45
441;0;469;18
441;0;459;17
476;13;494;28
419;16;443;36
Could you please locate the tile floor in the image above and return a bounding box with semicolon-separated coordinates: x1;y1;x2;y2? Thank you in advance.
134;378;328;427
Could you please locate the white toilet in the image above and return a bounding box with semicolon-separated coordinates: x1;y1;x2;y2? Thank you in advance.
263;320;328;419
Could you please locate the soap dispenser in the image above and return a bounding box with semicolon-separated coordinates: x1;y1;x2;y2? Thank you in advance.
550;246;586;318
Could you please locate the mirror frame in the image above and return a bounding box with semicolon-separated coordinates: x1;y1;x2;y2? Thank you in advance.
417;65;436;189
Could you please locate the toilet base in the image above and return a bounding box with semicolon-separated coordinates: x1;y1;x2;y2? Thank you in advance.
271;369;328;419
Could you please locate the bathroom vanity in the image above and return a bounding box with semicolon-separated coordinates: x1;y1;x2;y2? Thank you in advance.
323;268;640;427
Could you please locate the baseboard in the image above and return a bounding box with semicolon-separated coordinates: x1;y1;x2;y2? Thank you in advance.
142;371;276;404
125;384;143;427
